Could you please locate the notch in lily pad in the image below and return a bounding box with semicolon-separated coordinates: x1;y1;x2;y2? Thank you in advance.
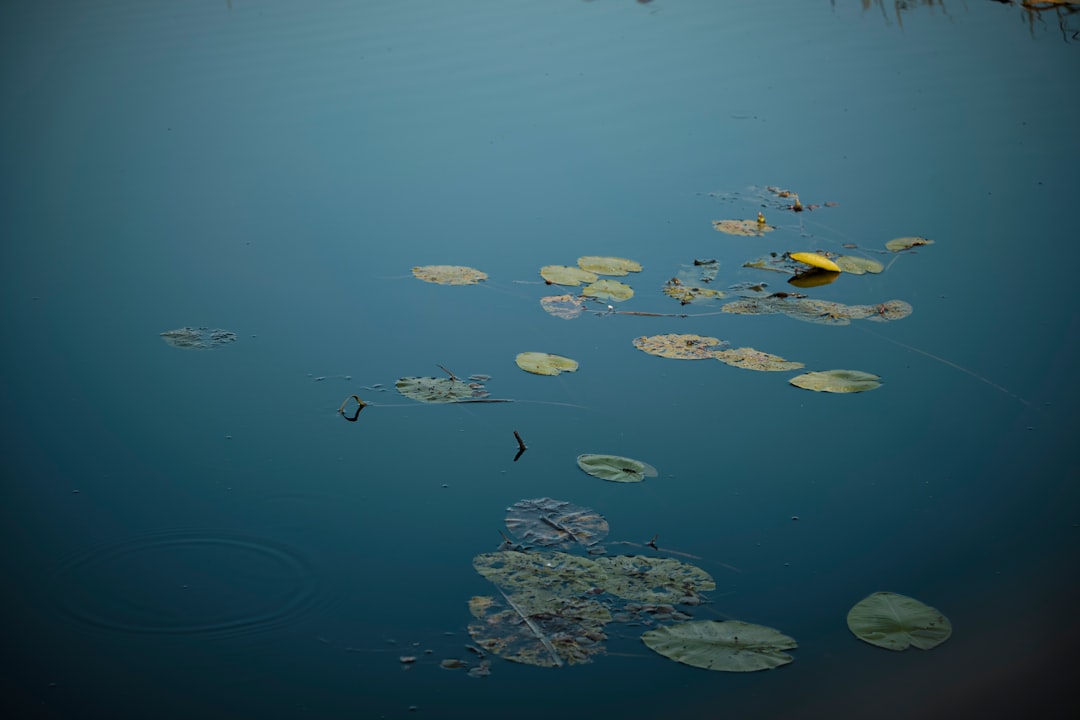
577;453;658;483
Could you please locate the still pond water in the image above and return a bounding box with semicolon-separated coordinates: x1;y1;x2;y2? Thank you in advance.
1;1;1078;718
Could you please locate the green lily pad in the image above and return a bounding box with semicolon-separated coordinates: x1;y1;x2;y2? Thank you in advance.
712;219;774;236
789;370;882;393
576;454;658;483
834;255;885;274
582;279;634;302
594;555;715;604
540;265;598;286
847;592;952;651
641;620;797;672
885;236;934;252
515;352;579;376
632;334;727;360
577;256;642;276
411;265;488;285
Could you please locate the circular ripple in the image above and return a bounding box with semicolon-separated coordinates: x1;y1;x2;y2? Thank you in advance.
52;529;318;639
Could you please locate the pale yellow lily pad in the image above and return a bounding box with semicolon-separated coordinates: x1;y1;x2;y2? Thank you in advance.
789;369;882;393
577;256;642;276
411;265;488;285
714;347;804;372
582;279;634;301
632;334;726;360
834;256;884;274
515;352;579;376
540;265;598;286
885;236;934;252
790;252;842;273
712;219;774;236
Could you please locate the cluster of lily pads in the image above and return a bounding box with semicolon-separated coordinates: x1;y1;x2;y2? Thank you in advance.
463;497;950;672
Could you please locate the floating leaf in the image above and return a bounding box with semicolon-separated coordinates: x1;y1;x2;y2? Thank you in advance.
632;334;727;360
504;498;609;549
515;352;579;376
467;591;608;667
663;260;725;304
847;592;952;651
712;219;774;236
396;376;491;403
714;347;804;372
885;236;934;252
582;279;634;302
468;595;496;618
160;327;237;350
789;369;882;393
641;620;797;672
834;256;884;274
540;265;598;286
595;555;715;604
411;265;488;285
861;299;913;322
577;256;642;276
744;254;798;274
472;550;606;596
576;454;658;483
663;282;725;304
540;294;586;320
789;252;842;273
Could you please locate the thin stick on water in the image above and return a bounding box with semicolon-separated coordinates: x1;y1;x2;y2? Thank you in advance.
498;589;563;668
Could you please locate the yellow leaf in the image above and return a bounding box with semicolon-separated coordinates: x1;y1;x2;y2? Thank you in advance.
789;252;841;273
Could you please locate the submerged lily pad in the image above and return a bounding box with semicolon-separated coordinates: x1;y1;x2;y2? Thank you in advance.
847;592;952;651
712;219;774;236
789;369;882;393
576;454;658;483
663;259;725;304
504;498;609;549
396;376;490;403
577;256;642;276
160;327;237;350
633;334;727;359
411;265;488;285
515;352;579;376
582;279;634;302
714;347;804;372
473;550;606;596
540;265;598;286
641;620;797;672
595;555;715;604
834;255;884;274
540;294;586;320
885;236;934;252
861;299;913;322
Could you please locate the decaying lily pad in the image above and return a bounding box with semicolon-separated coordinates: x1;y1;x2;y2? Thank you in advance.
160;327;237;350
712;219;774;236
411;265;488;285
576;454;658;483
473;550;606;596
885;236;934;252
395;376;490;403
594;555;715;604
847;592;952;651
632;334;727;360
540;294;586;320
515;352;579;376
663;282;725;304
577;256;642;276
834;255;884;274
789;369;882;393
861;299;913;322
722;296;910;326
714;347;804;372
504;498;609;549
582;279;634;302
642;620;797;672
540;265;598;286
663;259;725;304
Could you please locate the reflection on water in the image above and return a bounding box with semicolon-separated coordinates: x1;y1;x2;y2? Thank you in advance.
862;0;1080;40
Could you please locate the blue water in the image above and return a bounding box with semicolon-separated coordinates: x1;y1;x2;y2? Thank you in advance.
2;1;1078;718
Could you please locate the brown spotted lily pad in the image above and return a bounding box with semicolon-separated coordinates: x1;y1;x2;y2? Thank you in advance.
714;347;804;372
411;265;488;285
713;219;774;237
633;334;727;359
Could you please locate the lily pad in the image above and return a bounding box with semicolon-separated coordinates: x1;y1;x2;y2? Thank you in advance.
540;265;598;287
632;334;727;360
714;347;804;372
540;294;586;320
861;299;913;322
847;592;952;651
595;555;715;604
515;352;579;376
576;454;658;483
663;282;725;304
885;236;934;252
834;255;884;274
789;370;882;393
395;376;491;403
577;256;642;276
472;550;606;596
504;498;609;549
641;620;797;672
582;279;634;302
467;591;608;667
160;327;237;350
663;259;725;304
411;265;488;285
712;219;774;236
789;252;842;273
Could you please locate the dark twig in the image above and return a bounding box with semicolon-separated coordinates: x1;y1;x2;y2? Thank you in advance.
337;395;367;422
513;431;527;462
